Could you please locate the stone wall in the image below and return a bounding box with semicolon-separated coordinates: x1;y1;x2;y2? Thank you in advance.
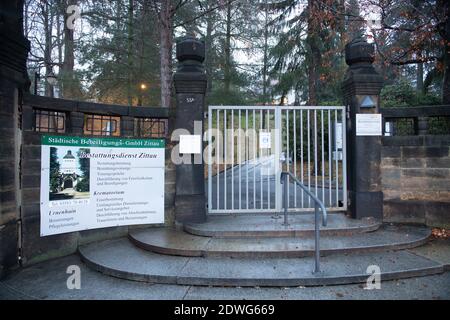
0;0;30;279
381;135;450;228
17;95;174;267
0;77;21;278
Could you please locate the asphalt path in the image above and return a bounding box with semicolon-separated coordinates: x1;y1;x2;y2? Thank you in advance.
208;155;344;211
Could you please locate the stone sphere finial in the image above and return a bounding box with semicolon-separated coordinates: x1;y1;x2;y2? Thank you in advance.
345;37;375;66
176;36;205;63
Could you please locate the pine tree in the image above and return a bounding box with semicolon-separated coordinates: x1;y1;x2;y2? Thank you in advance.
76;148;90;193
49;147;61;193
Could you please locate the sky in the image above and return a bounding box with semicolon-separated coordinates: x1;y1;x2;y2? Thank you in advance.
56;146;83;176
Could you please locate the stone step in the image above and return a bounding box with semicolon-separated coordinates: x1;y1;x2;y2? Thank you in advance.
78;238;444;287
128;225;431;258
184;214;381;238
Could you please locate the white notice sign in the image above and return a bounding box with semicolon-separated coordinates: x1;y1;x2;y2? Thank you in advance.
356;114;382;136
335;123;343;149
259;132;271;149
40;135;165;236
180;135;202;154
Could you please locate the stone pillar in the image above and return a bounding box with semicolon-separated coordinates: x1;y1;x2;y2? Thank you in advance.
0;0;30;278
70;111;85;135
173;37;207;223
342;38;384;220
417;116;429;135
121;115;135;137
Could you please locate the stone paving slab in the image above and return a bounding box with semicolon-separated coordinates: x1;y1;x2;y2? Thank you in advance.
408;239;450;271
129;225;431;258
184;214;381;237
183;272;450;300
78;238;444;287
0;255;189;300
1;254;449;300
79;238;189;284
130;228;211;257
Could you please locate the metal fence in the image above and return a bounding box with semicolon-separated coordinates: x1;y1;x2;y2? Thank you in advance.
23;94;169;139
382;106;450;136
207;105;347;214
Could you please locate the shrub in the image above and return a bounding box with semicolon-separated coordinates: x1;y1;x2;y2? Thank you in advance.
76;178;89;192
381;80;441;108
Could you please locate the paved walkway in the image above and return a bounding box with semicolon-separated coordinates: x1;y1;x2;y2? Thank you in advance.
1;239;449;300
209;155;343;210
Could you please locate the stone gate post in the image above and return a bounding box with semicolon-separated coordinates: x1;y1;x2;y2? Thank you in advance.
172;37;208;223
342;38;384;220
0;1;30;278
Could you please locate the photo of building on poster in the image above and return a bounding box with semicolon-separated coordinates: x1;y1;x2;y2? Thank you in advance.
49;146;90;201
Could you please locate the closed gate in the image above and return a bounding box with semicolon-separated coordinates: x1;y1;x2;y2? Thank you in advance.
207;105;347;214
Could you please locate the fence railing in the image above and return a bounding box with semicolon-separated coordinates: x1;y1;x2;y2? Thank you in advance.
381;106;450;136
22;94;170;138
281;171;327;274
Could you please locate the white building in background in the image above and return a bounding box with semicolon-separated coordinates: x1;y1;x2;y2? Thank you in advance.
59;150;80;190
61;150;77;174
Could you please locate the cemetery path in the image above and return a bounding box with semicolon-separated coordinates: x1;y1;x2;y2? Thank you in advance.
208;155;344;211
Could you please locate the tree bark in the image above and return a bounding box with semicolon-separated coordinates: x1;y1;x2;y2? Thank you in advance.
440;1;450;104
436;0;450;104
306;0;319;105
205;0;214;94
416;60;424;94
159;0;173;109
62;0;76;99
43;0;54;97
126;0;134;106
224;1;232;94
262;0;269;105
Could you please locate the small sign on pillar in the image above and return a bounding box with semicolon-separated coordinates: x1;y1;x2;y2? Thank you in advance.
355;114;382;136
179;135;202;154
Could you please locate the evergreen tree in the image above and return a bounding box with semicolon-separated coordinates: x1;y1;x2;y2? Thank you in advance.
76;148;90;192
49;147;61;193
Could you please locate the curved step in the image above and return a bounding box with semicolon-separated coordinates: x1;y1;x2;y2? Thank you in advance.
184;214;381;238
79;238;444;287
129;225;431;258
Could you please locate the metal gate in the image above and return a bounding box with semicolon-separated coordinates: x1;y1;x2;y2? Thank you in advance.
207;105;347;214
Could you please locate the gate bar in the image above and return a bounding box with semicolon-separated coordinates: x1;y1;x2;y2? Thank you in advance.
207;105;347;214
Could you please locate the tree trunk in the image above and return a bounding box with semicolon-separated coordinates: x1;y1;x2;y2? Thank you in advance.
306;0;319;105
262;0;269;105
338;0;346;54
160;0;173;109
205;0;214;94
137;2;148;107
224;2;232;94
306;0;321;175
56;2;63;70
441;1;450;104
416;60;424;94
442;12;450;104
442;53;450;104
126;0;134;106
43;1;54;98
62;0;76;99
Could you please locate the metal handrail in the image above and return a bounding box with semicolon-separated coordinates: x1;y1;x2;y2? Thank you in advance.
280;171;328;273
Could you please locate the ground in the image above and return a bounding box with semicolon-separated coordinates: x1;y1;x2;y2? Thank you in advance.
1;246;449;300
